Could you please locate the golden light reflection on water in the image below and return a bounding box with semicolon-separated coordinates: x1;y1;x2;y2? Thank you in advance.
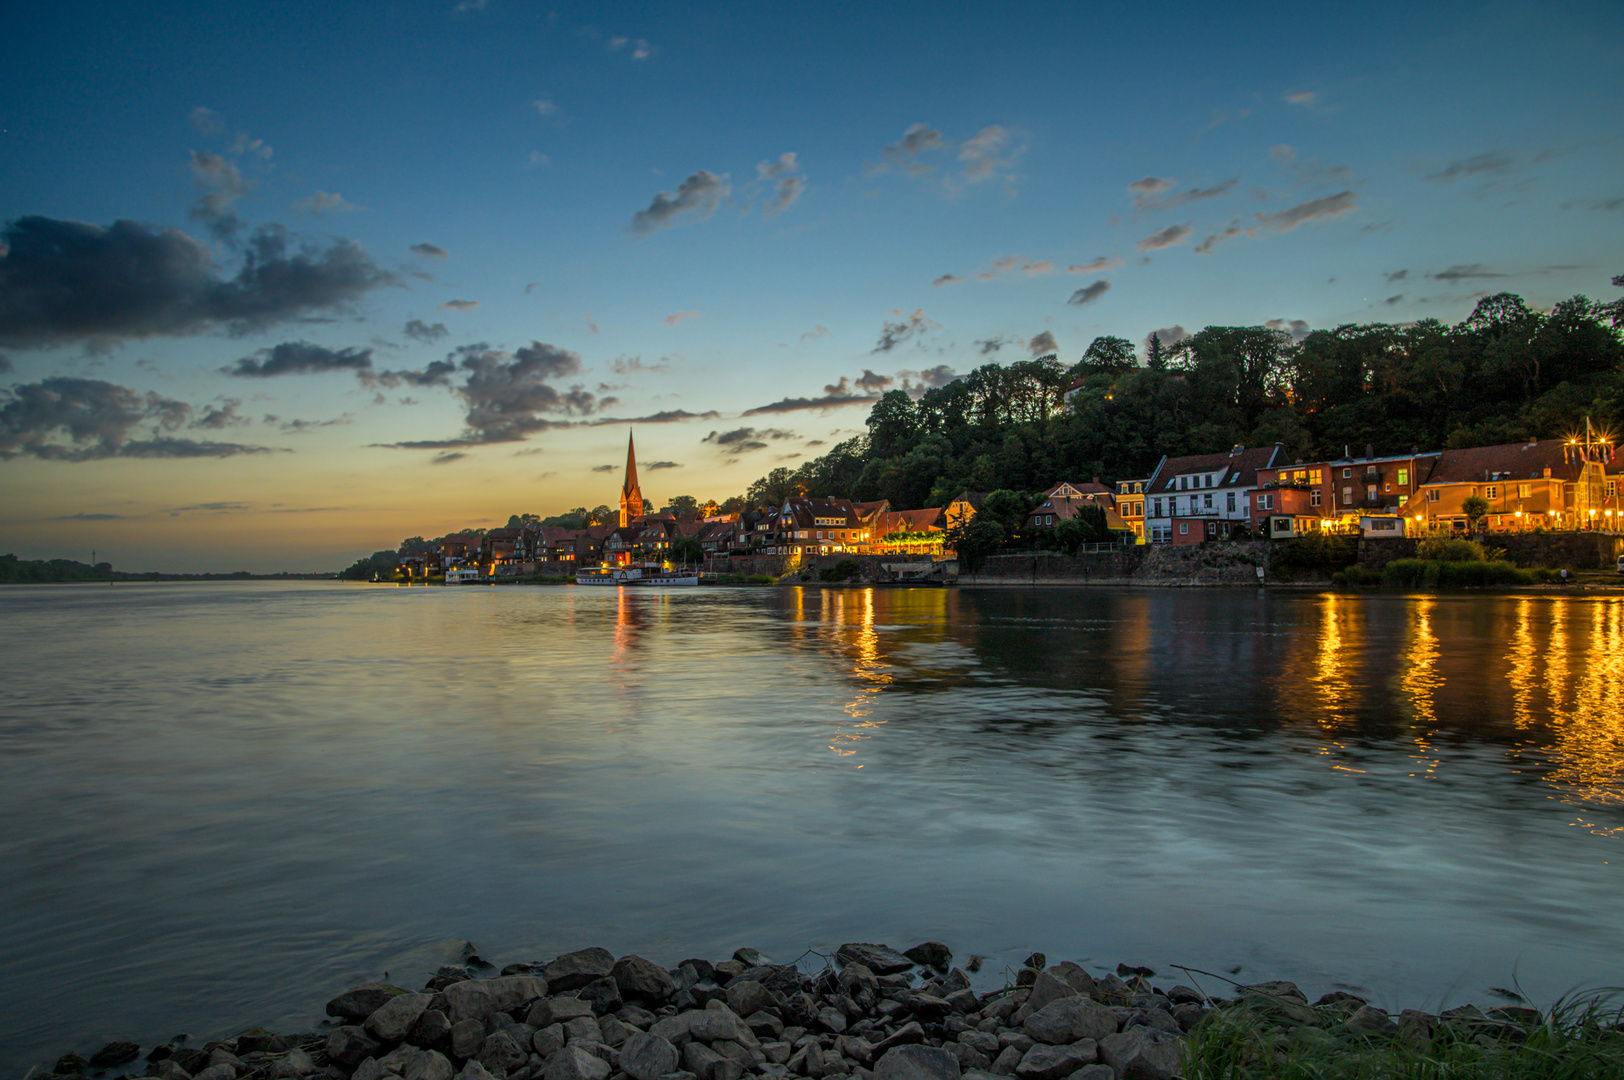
1399;598;1441;777
1544;599;1624;808
1506;598;1539;729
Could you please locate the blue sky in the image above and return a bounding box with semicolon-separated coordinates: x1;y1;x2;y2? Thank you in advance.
2;0;1621;570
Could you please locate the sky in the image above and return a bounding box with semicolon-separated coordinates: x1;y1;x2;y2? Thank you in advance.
2;0;1621;572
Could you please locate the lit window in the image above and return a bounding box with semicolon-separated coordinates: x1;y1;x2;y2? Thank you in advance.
1519;483;1531;498
1397;468;1408;485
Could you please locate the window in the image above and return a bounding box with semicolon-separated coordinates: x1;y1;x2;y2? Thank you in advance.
1367;485;1378;501
1206;474;1214;488
1179;522;1189;535
1204;493;1213;508
1344;468;1353;479
1259;493;1274;511
1609;481;1618;497
1485;485;1498;499
1311;490;1322;507
1342;486;1353;504
1518;483;1531;498
1397;468;1408;486
1227;491;1236;512
1310;469;1323;485
1293;470;1306;483
1427;489;1441;502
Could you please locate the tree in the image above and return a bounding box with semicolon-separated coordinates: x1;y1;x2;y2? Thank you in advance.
747;467;803;508
664;495;700;519
1147;333;1167;371
948;518;1006;572
670;537;704;564
505;513;539;530
587;505;612;525
1077;335;1137;376
1461;495;1489;532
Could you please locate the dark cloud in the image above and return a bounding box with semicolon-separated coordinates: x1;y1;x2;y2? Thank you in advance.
871;123;944;175
974;336;1007;354
1028;331;1058;356
0;376;275;460
1427;152;1516;182
188;151;251;241
591;464;616;472
589;408;720;424
1385;294;1405;305
703;427;794;453
1264;318;1312;342
932;274;965;286
0;216;396;349
410;242;449;258
1128;177;1176;210
58;511;129;520
0;355;11;373
404;319;449;344
431;451;466;465
757;153;805;219
1068;280;1111;306
916;364;957;388
1386;269;1408;283
742;391;879;415
629;170;730;236
855;369;893;391
1143;325;1187;353
1136;223;1192;251
873;308;937;353
646;460;681;470
1430;264;1506;281
1130;177;1236;212
228;341;374;377
439;299;479;311
1068;257;1121;275
278;415;352;433
610;355;670;375
194;397;247;429
1258;191;1356;230
365;359;457;388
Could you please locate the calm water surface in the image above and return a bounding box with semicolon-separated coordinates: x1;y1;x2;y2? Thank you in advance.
2;582;1622;1072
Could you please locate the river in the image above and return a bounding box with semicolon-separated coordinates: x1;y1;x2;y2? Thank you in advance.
1;582;1620;1072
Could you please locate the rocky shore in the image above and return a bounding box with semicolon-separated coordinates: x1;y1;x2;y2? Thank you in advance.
27;944;1579;1080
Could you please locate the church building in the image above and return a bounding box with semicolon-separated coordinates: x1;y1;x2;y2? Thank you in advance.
618;430;647;526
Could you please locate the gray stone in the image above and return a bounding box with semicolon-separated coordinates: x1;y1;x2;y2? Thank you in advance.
92;1042;142;1068
762;1043;792;1066
1344;1005;1399;1038
331;985;414;1023
733;949;773;967
480;1034;530;1075
681;1042;724;1080
192;1066;236;1080
148;1060;193;1080
689;1003;749;1044
711;1041;760;1071
597;1018;630;1048
837;964;879;1001
56;1052;90;1074
872;1046;959;1080
1171;1004;1204;1033
540;1046;610;1080
564;1018;603;1045
328;1028;385;1070
1127;1010;1180;1037
785;1043;821;1079
1023;973;1078;1015
725;981;769;1019
271;1050;316;1078
1046;965;1097;1000
451;1020;486;1060
956;1033;998;1057
711;1060;743;1080
746;1011;784;1040
1012;1042;1095;1080
816;1009;848;1035
378;1045;422;1074
443;979;550;1026
405;1052;454;1080
580;978;623;1017
837;945;914;977
531;1026;567;1058
368;994;435;1043
1069;1069;1111;1080
619;1033;679;1080
457;1064;496;1080
995;1034;1032;1055
548;951;617;994
1097;1029;1181;1080
1240;981;1305;1003
902;944;952;972
353;1058;385;1080
869;1023;924;1055
1023;998;1117;1046
612;958;677;1003
206;1049;243;1073
550;999;598;1024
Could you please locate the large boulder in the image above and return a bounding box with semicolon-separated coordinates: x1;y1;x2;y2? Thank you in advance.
1097;1029;1181;1080
618;1032;679;1080
477;1032;528;1075
546;949;616;993
325;1028;384;1070
837;944;914;976
329;984;413;1022
366;994;434;1042
874;1045;961;1080
612;956;676;1002
441;977;548;1025
1013;1042;1096;1080
541;1045;610;1080
903;943;952;971
1023;997;1117;1046
404;1051;454;1080
724;980;768;1018
1023;972;1078;1014
90;1043;141;1068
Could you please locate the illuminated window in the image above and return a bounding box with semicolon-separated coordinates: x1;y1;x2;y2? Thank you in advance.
1310;469;1323;484
1518;483;1531;498
1397;468;1408;486
1485;485;1498;498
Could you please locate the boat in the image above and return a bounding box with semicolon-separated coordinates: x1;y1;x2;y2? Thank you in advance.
576;562;700;586
444;565;489;584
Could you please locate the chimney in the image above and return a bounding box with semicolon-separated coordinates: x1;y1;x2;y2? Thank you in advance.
1344;445;1350;459
1365;443;1374;459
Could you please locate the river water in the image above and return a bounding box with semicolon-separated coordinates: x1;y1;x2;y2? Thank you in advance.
2;582;1621;1072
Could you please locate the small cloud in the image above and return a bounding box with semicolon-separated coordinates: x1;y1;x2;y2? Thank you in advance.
1427;152;1516;183
800;325;829;341
189;107;226;135
1271;145;1297;165
228;342;373;378
1067;257;1121;275
193;397;247;429
583;313;599;334
870;123;944;175
411;242;449;258
932;274;965;286
1128;176;1176;211
1264;318;1311;342
958;124;1018;184
404;320;449;344
279;415;353;433
610;355;671;375
872;309;938;353
646;460;681;470
1068;280;1111;306
1144;325;1187;353
57;512;129;521
431;451;466;464
1136;224;1192;252
854;369;893;392
974;337;1007;355
1430;264;1506;281
591;464;616;472
1258;190;1357;230
702;426;795;452
0;355;11;373
296;191;360;216
664;310;701;327
1028;331;1058;356
1285;90;1319;107
1384;294;1404;305
757;153;805;219
533;98;559;118
440;299;479;312
915;364;957;388
1386;269;1408;283
629;170;730;236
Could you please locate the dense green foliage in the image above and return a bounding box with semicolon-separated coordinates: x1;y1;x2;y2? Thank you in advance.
0;554;113;582
341;550;400;580
740;290;1624;511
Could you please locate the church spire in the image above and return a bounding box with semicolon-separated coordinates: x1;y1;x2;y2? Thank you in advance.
619;428;643;526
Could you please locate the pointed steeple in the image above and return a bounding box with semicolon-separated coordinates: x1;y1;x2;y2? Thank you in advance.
619;428;643;526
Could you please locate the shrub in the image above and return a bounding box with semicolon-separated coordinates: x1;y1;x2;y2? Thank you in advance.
1339;566;1383;587
747;574;778;584
818;558;862;583
1417;536;1488;562
1438;559;1535;586
1273;533;1359;572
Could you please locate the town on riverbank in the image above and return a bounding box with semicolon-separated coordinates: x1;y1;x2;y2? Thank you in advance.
30;943;1624;1080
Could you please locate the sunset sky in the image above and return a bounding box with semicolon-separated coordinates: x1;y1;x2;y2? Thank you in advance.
3;0;1622;571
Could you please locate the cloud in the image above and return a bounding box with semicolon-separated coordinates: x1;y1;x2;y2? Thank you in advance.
742;389;880;415
278;415;352;433
932;274;965;287
646;460;681;470
1271;145;1297;165
57;512;129;521
1285;90;1319;107
193;397;247;429
606;36;652;59
629;170;730;236
958;125;1017;184
364;359;458;389
855;369;893;392
872;308;938;353
1130;177;1236;213
0;355;11;373
1028;331;1058;356
800;325;829;342
1258;191;1357;230
439;299;479;312
610;355;671;375
592;464;616;472
227;341;374;377
1385;294;1404;305
1128;177;1176;210
188;151;252;240
404;320;448;344
914;364;957;388
974;337;1007;354
664;310;701;327
392;341;594;446
1265;318;1312;342
1386;269;1408;283
757;153;805;219
190;107;226;135
533;98;559;118
431;451;466;465
583;313;599;334
703;427;795;453
0;376;276;460
295;191;359;216
410;242;448;258
1143;325;1187;353
1068;257;1121;275
591;408;719;424
1430;264;1506;281
0;217;395;349
1136;223;1193;252
1427;152;1516;183
871;123;944;175
1068;280;1111;306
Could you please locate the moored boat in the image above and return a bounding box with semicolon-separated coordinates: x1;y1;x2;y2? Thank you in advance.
576;563;700;586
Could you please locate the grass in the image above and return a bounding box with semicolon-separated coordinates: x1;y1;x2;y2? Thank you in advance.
1181;985;1624;1079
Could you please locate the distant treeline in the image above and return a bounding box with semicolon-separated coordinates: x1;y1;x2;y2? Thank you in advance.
0;554;328;583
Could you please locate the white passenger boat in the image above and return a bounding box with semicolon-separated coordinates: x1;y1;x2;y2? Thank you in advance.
576;563;700;586
444;566;489;584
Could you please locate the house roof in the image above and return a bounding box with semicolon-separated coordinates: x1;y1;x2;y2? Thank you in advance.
1148;445;1283;495
1417;439;1589;485
949;490;989;509
1027;492;1116;523
851;499;891;515
876;508;944;534
782;498;863;528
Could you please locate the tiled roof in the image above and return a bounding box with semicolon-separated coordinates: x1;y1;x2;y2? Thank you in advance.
876;508;944;533
1149;445;1282;495
1417;440;1588;485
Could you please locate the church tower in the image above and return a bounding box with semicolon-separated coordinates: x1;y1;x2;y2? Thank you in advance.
618;429;645;526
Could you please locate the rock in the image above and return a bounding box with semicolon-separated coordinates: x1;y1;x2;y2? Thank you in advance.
170;1049;211;1075
457;1064;496;1080
205;1048;241;1073
542;1046;611;1080
1023;973;1078;1015
546;999;598;1025
480;1033;530;1075
1022;954;1046;972
956;1033;997;1058
1344;1005;1399;1038
328;1028;385;1070
1046;965;1096;1000
1012;1041;1095;1080
762;1044;792;1066
1312;991;1366;1014
681;1042;724;1080
443;978;550;1026
598;1017;631;1047
1170;1004;1204;1033
192;1065;235;1080
902;944;952;972
837;945;914;977
548;951;617;994
91;1042;142;1068
270;1049;316;1079
411;1010;453;1050
1023;998;1117;1046
1239;981;1305;1004
816;1009;848;1035
406;1052;455;1080
532;1025;567;1058
995;1034;1032;1056
619;1033;679;1080
725;981;769;1018
873;1046;959;1080
944;990;978;1016
1164;986;1203;1007
451;1019;486;1060
367;994;434;1042
1397;1009;1435;1048
987;1048;1020;1078
56;1052;90;1074
1127;1009;1180;1036
1069;1069;1112;1080
690;1003;749;1043
330;985;414;1023
1486;1006;1543;1027
235;1029;280;1055
1097;1029;1180;1080
733;949;773;967
148;1060;193;1080
869;1023;924;1055
746;1012;784;1041
581;978;624;1016
837;964;879;1001
611;958;676;1003
565;1017;604;1045
942;1044;988;1074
